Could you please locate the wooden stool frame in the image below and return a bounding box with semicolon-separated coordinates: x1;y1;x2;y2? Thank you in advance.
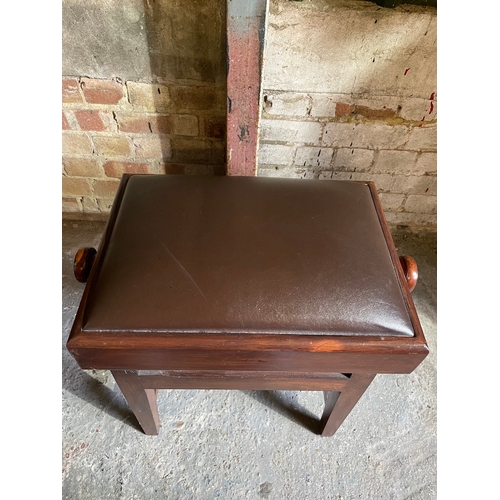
67;175;428;437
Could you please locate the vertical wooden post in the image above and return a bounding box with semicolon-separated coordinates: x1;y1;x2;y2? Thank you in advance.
226;0;269;176
112;370;161;435
320;374;376;437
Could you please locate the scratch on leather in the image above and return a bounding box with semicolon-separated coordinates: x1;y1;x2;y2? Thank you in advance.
155;236;208;303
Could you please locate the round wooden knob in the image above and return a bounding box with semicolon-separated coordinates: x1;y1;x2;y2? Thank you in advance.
74;247;97;283
399;255;418;293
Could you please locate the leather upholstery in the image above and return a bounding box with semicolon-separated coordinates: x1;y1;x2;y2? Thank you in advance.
83;175;414;337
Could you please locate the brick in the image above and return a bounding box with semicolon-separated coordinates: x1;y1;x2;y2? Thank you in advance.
351;96;400;119
391;174;437;195
335;102;355;117
398;97;437;122
322;122;356;149
378;193;405;212
404;194;437;214
92;179;121;198
74;110;106;132
294;168;322;180
373;150;418;174
415;152;437;175
170;86;225;112
258;144;295;166
202;116;225;139
332;148;374;171
260;119;322;144
405;125;437;150
258;165;298;178
81;197;101;213
81;78;124;105
171;138;212;163
127;82;171;111
354;105;396;120
62;197;80;212
157;163;219;176
120;113;198;136
62;158;102;178
263;92;310;117
160;163;185;175
133;135;171;160
97;199;115;212
323;123;409;149
63;110;79;130
384;211;437;228
317;91;418;122
103;161;151;178
318;171;354;181
183;165;216;175
62;177;92;197
116;113;170;134
170;115;199;137
62;78;83;103
115;113;148;134
211;141;226;164
145;161;168;175
92;136;132;157
62;133;93;155
62;112;71;130
309;94;339;117
294;146;333;167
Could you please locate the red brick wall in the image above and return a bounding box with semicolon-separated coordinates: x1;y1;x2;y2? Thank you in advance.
62;77;226;216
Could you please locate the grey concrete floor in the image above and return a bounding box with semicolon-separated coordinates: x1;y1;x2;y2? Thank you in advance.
62;220;437;500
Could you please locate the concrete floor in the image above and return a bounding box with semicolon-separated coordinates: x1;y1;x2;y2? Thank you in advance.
62;220;437;500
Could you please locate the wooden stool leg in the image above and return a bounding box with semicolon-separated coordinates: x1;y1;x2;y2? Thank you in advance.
112;370;160;435
320;373;376;437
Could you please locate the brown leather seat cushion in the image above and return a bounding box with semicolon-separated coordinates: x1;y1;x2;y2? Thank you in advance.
83;175;413;337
